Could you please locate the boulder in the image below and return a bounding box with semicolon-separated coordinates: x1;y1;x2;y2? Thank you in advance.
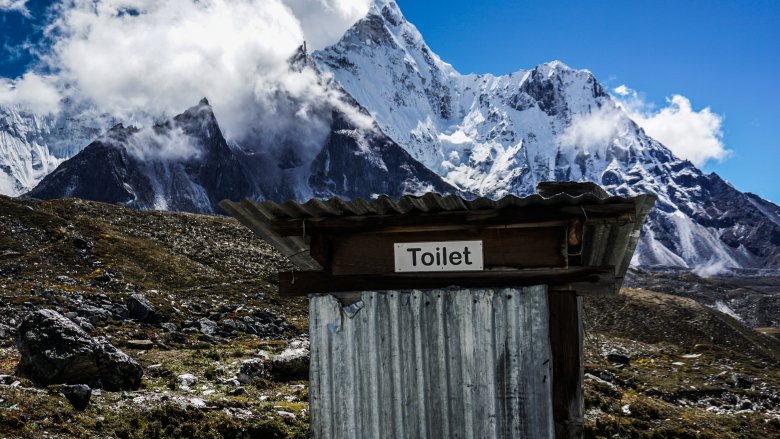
0;323;15;339
270;339;310;381
198;318;218;336
177;373;197;388
15;309;143;390
237;358;266;385
127;294;155;322
61;384;92;410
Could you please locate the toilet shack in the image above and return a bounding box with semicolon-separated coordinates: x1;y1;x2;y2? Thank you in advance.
221;182;655;439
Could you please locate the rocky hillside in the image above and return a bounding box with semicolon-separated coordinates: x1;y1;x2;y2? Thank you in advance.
1;196;779;438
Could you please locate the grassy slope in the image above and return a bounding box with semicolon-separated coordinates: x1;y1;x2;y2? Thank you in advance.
1;196;779;438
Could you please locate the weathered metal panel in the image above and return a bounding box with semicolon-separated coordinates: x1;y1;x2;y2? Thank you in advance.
309;286;554;439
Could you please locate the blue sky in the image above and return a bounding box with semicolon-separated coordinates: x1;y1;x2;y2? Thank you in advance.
396;0;780;201
2;0;779;202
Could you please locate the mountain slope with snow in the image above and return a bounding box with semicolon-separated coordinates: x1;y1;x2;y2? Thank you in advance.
0;104;113;196
27;49;455;213
313;0;780;272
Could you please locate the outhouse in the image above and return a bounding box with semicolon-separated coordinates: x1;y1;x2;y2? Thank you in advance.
221;182;655;439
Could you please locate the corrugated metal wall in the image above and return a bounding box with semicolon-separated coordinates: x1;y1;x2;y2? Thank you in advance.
309;286;554;439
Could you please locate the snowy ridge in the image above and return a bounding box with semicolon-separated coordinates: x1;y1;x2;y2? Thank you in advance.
314;0;780;271
0;104;113;196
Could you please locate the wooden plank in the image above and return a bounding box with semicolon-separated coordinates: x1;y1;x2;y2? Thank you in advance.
548;292;584;439
330;227;567;276
270;204;637;236
277;266;614;296
218;200;322;271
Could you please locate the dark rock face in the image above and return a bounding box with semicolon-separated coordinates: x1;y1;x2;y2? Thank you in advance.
15;309;143;390
309;112;454;199
26;126;154;206
28;100;253;214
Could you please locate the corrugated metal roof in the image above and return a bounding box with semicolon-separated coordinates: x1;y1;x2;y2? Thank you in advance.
220;185;655;291
229;191;651;220
309;286;554;439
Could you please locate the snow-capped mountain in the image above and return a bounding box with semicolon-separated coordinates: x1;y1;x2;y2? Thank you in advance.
13;0;780;272
28;48;454;213
0;103;113;196
313;0;780;271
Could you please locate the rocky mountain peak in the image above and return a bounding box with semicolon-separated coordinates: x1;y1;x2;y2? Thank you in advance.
313;1;780;273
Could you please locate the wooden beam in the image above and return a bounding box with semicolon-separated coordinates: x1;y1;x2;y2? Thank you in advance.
269;204;636;236
330;227;567;275
277;266;615;296
549;291;584;439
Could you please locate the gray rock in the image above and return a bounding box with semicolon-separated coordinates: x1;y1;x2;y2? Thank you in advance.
0;323;14;339
61;384;91;410
15;309;143;390
127;294;155;322
221;319;237;333
125;339;154;350
732;373;753;389
270;339;310;381
606;352;631;366
237;358;266;385
160;323;177;332
177;374;197;388
77;305;113;324
69;316;94;333
198;318;218;336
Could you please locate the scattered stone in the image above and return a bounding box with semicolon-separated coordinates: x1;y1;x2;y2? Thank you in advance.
178;374;198;388
189;397;207;409
61;384;92;410
161;323;177;332
238;358;266;385
221;319;237;333
125;339;155;350
276;410;296;421
77;305;113;324
0;323;15;339
15;309;143;390
606;352;631;365
95;273;113;283
270;339;310;381
127;294;155;322
72;237;92;250
198;318;218;336
230;387;247;396
732;374;753;389
224;378;241;387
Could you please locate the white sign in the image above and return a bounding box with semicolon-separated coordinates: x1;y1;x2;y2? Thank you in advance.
394;241;484;272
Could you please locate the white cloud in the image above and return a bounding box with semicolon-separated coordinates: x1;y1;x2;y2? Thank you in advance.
0;73;61;114
559;104;627;151
0;0;30;16
281;0;371;49
612;85;631;97
0;0;371;160
613;85;730;167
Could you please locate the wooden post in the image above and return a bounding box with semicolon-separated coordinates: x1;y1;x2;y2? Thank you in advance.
548;291;584;439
